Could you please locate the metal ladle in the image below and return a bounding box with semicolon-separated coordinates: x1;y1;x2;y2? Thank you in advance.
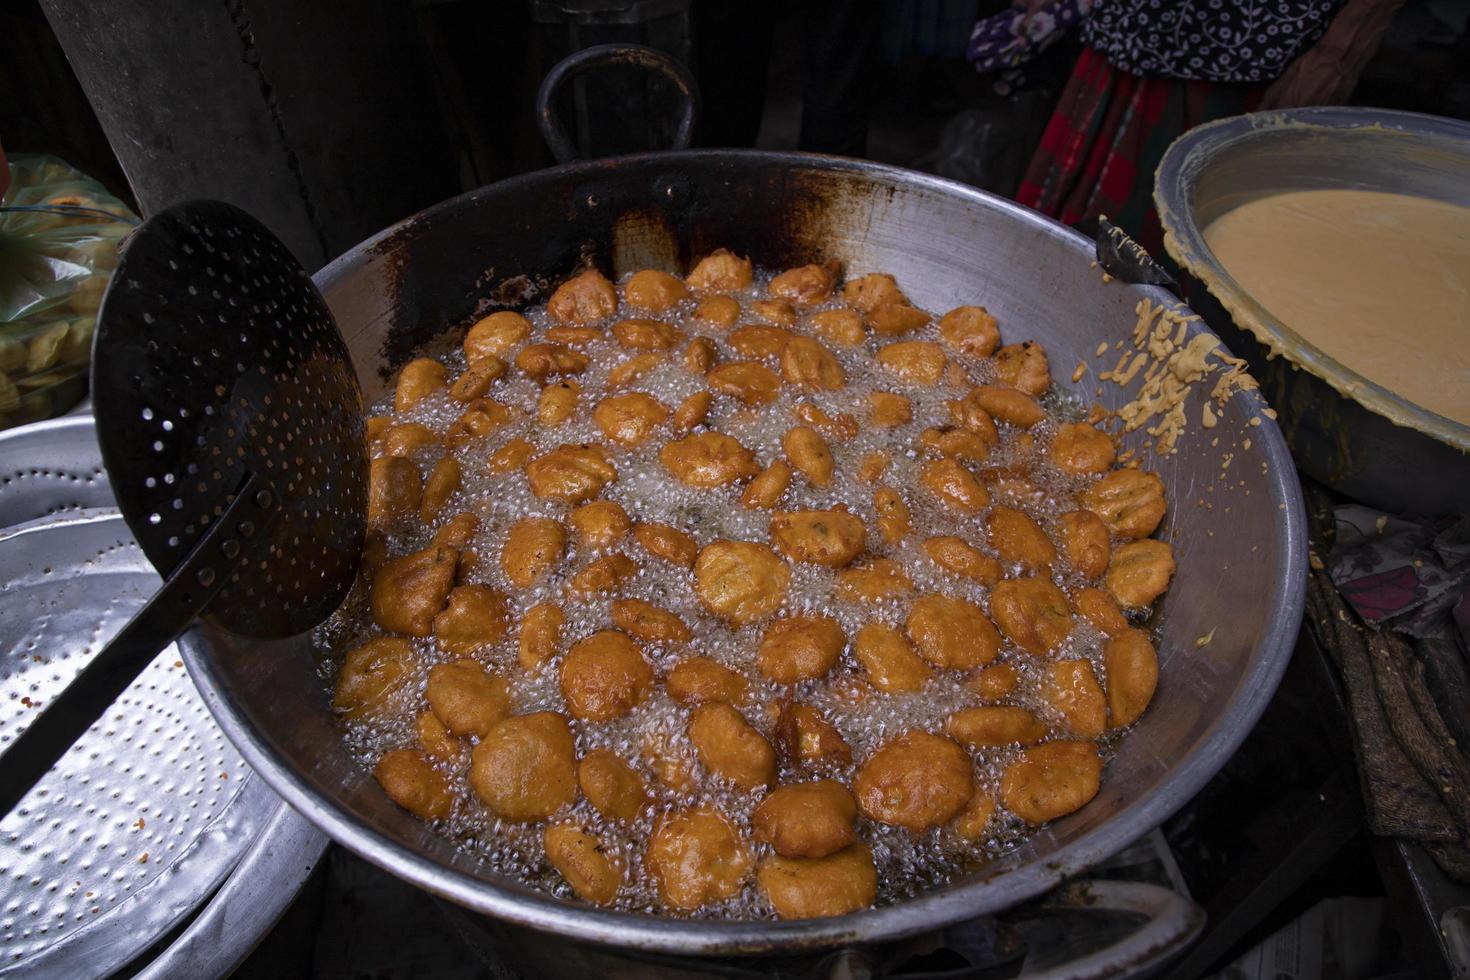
0;200;365;814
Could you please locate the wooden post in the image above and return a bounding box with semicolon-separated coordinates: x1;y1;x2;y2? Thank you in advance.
38;0;457;269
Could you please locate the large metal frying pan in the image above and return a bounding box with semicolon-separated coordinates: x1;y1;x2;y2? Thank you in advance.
177;151;1307;954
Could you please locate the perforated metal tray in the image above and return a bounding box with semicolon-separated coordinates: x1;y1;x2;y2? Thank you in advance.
0;417;322;978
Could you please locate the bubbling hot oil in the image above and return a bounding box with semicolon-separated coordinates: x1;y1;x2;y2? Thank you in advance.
316;268;1145;918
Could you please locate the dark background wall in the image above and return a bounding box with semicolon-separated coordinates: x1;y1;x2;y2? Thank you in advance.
4;0;1466;270
30;0;460;268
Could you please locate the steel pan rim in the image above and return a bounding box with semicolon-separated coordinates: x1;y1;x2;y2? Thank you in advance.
1155;106;1470;454
190;150;1307;954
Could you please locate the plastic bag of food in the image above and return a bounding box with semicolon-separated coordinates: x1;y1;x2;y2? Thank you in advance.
0;153;138;429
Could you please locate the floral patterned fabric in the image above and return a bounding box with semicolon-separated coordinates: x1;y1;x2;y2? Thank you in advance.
966;0;1095;94
1083;0;1344;82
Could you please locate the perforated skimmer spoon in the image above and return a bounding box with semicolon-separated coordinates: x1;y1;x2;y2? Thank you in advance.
0;200;366;815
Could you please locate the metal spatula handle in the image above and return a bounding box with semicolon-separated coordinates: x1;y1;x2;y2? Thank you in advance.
0;473;277;816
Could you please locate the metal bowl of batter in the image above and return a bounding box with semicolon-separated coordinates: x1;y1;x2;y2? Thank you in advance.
1156;106;1470;516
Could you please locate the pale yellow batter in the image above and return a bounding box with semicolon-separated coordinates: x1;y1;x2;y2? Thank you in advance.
1204;188;1470;426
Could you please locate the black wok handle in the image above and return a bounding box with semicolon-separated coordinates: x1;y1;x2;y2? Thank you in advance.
0;472;276;817
536;43;701;164
807;881;1202;979
1028;880;1205;978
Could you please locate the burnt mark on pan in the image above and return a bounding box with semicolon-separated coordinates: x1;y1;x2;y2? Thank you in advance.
363;183;593;379
371;240;413;380
359;157;910;385
672;162;895;275
489;274;544;309
782;166;898;264
611;207;680;275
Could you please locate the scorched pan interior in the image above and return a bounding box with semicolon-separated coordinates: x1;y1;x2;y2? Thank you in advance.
177;151;1306;954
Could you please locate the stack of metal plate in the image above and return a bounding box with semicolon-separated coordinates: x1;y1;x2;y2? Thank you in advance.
0;416;326;979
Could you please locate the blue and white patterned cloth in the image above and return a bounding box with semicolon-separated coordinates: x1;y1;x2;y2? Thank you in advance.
968;0;1343;89
967;0;1094;93
1083;0;1342;81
